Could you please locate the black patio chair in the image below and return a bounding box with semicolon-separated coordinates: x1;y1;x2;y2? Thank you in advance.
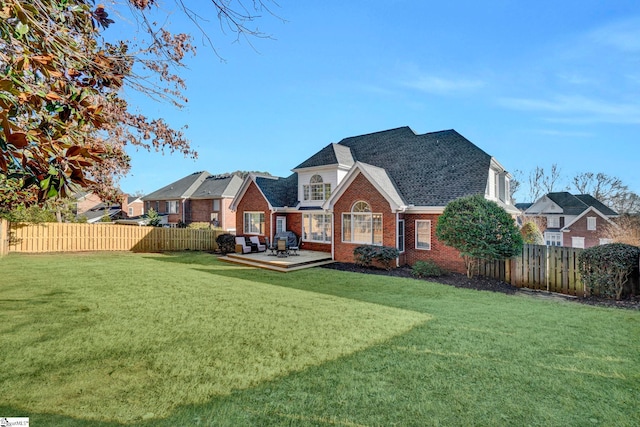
265;236;277;256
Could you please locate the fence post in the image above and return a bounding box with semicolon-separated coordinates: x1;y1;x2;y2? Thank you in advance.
0;219;8;256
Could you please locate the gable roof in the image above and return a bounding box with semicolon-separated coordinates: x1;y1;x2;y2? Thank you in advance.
561;206;617;231
189;174;244;199
255;174;299;208
535;192;618;216
331;127;492;206
294;143;355;170
324;162;406;211
142;171;211;201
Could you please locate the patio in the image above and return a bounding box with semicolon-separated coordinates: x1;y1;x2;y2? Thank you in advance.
220;249;334;272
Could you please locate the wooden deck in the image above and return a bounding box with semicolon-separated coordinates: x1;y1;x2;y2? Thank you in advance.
220;249;334;272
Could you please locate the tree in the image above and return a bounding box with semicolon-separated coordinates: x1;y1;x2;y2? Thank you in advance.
436;195;523;278
603;214;640;246
525;164;564;203
571;172;640;214
0;0;274;206
520;221;544;245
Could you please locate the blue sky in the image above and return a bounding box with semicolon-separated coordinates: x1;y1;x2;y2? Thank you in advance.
117;0;640;202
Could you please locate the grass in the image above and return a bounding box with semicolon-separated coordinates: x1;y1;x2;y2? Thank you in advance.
1;252;639;426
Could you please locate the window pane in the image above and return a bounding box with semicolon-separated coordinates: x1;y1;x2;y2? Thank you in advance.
416;220;431;250
353;213;372;243
323;214;332;241
398;220;405;252
303;185;310;201
373;214;382;245
311;183;325;200
342;214;352;242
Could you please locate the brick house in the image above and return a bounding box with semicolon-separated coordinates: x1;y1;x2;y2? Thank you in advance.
230;127;519;273
523;192;618;248
142;172;242;230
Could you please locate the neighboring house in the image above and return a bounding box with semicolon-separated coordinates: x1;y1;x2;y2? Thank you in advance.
142;171;242;230
73;191;141;222
523;192;618;248
122;196;144;217
230;127;519;273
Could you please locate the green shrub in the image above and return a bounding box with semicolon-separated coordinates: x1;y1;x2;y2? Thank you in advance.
411;260;444;278
216;233;236;254
578;243;640;300
354;245;399;270
520;221;544;245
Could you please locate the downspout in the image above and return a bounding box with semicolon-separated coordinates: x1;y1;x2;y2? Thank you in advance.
220;198;225;230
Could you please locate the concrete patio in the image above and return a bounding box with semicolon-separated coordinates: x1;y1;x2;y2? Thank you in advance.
220;249;334;272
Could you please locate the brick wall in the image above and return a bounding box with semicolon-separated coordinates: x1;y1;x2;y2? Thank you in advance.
189;199;213;223
332;173;396;263
404;213;465;274
236;181;271;236
564;214;608;248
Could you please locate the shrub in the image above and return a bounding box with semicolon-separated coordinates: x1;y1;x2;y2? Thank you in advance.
146;208;161;227
354;245;399;270
578;243;640;300
216;233;236;254
520;221;544;245
411;260;444;278
436;195;523;278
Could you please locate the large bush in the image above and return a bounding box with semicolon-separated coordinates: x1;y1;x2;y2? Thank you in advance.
354;245;399;270
216;233;237;255
578;243;640;300
436;195;523;278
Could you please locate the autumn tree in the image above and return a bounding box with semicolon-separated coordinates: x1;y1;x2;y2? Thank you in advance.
0;0;274;210
571;172;640;214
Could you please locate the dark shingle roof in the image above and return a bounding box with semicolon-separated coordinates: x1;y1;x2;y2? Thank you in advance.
142;171;210;201
190;174;243;199
545;192;618;216
336;127;491;206
258;126;495;208
574;194;618;216
256;174;299;208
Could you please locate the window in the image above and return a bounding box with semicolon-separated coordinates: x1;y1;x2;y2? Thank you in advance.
303;174;331;201
166;200;179;214
415;220;431;250
587;217;596;231
342;201;382;245
155;201;159;212
243;212;264;234
276;216;286;234
397;219;405;253
572;236;585;249
128;207;133;216
210;212;219;226
302;213;332;243
547;216;560;228
545;232;562;246
599;238;613;245
213;199;220;211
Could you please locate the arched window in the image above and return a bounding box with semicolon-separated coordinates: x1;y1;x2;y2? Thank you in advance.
342;201;382;245
303;174;331;201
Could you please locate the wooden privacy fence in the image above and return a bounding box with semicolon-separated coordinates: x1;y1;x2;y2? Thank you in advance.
480;244;585;297
7;222;226;253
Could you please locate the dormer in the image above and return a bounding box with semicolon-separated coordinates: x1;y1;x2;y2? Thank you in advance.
485;158;512;205
292;143;354;208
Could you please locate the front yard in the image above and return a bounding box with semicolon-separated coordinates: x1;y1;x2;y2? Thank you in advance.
1;252;638;426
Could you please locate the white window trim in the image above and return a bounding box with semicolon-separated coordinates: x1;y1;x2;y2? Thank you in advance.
342;202;382;245
572;236;585;249
243;211;264;235
302;213;332;243
547;216;560;228
397;219;405;253
587;217;596;231
415;220;432;250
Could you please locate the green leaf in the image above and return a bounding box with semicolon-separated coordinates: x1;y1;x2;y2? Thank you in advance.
15;22;29;37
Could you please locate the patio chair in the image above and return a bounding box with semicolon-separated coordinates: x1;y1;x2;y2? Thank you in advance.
288;236;302;256
235;236;252;254
265;236;277;256
276;238;288;257
249;236;266;252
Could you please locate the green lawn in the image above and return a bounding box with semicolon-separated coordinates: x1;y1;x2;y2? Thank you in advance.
1;252;638;426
